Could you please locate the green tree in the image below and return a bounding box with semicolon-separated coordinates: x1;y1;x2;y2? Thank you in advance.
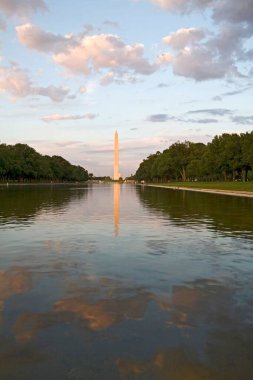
241;132;253;181
135;152;161;181
0;143;88;182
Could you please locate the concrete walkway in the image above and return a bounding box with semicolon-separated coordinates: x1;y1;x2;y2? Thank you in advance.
143;184;253;198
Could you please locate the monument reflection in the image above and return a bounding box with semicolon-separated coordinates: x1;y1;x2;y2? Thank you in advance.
114;183;120;237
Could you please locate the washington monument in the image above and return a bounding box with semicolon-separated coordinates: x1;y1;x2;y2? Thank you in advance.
114;131;119;181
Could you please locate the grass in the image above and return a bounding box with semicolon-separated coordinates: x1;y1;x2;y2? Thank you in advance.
147;181;253;192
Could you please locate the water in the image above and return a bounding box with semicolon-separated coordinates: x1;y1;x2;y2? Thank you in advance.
0;184;253;379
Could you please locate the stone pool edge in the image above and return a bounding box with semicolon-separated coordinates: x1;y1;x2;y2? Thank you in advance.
139;184;253;198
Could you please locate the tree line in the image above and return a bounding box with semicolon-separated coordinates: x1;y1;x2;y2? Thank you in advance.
135;132;253;182
0;143;89;182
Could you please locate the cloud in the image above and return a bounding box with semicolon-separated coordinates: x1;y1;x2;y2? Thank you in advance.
187;118;218;124
67;93;76;100
16;24;73;53
213;96;222;102
187;128;202;132
147;114;176;122
231;115;253;125
146;111;225;124
100;71;140;86
54;34;156;76
54;141;82;148
212;0;253;25
156;52;173;65
79;86;87;94
0;0;47;16
213;86;252;101
103;20;119;28
83;24;95;35
149;0;213;12
0;63;69;102
163;28;205;49
0;15;6;30
223;87;251;97
155;0;253;81
17;24;157;77
187;108;233;116
161;27;243;81
157;82;169;88
149;0;253;26
42;113;98;123
172;46;236;81
36;85;69;102
100;72;115;86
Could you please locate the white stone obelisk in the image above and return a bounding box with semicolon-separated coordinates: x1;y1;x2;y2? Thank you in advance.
114;131;119;181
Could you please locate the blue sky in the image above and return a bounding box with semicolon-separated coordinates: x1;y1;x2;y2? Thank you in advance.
0;0;252;176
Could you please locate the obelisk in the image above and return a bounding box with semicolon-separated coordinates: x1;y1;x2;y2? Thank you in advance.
114;130;119;181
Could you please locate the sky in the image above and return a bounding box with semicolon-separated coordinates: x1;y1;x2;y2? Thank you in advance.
0;0;252;177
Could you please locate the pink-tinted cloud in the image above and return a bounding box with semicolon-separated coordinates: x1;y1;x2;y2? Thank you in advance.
16;23;73;53
0;63;69;102
156;52;173;65
16;24;158;79
42;113;98;123
79;86;87;94
162;28;205;49
54;34;157;76
0;0;47;16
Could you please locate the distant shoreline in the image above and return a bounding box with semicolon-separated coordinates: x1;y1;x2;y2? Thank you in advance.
0;182;88;187
141;184;253;198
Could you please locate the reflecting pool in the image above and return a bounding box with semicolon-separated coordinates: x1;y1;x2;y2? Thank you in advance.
0;184;253;379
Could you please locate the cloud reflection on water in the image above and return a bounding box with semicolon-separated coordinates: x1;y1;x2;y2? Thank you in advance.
1;185;253;379
0;267;32;326
1;262;253;379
